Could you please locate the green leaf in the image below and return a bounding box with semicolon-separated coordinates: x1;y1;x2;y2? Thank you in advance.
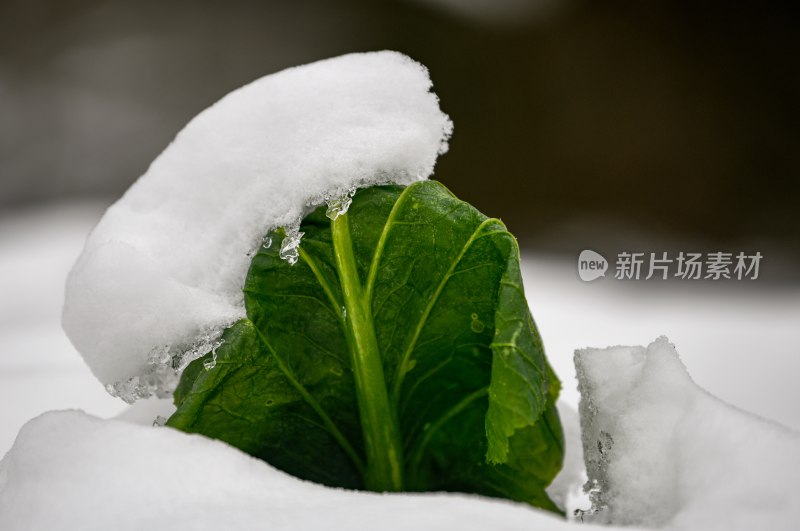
167;180;564;512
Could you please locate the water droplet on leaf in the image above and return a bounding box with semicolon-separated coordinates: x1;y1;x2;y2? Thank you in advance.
202;339;224;371
470;313;485;333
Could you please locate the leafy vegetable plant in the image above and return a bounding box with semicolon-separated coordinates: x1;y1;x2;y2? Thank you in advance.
168;180;564;512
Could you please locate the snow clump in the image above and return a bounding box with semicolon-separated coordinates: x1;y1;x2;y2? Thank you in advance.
61;51;452;401
575;336;800;530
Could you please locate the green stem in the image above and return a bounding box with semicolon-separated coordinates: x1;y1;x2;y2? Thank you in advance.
331;212;404;492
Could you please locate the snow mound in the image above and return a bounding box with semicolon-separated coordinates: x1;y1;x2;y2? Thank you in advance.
575;336;800;531
3;342;796;529
0;410;578;531
62;51;452;399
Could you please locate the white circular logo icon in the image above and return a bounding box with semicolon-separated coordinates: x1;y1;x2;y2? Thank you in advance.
578;250;608;282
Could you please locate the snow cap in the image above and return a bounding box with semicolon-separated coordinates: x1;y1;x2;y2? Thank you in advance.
62;51;452;398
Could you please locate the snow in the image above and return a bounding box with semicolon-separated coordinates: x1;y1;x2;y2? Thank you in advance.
2;205;799;529
62;51;452;397
0;410;584;531
575;336;800;530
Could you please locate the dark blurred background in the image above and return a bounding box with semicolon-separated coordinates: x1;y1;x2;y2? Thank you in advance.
1;0;798;275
